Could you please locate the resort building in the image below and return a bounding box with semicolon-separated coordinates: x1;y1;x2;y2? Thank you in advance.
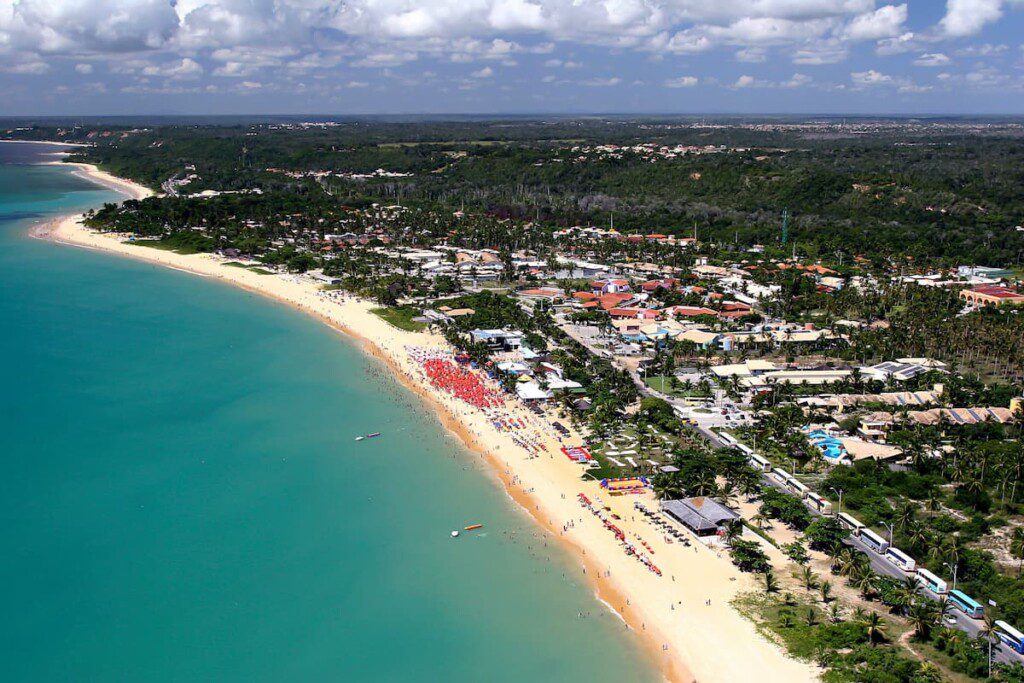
862;359;946;383
907;407;1017;426
959;285;1024;307
957;265;1016;280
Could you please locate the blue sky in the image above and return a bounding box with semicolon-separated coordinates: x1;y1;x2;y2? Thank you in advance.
2;1;1024;115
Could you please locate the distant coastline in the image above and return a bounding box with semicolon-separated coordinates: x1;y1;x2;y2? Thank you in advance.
52;161;154;201
27;154;817;683
0;139;87;146
1;139;152;201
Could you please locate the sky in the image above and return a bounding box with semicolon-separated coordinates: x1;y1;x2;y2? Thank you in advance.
2;1;1024;116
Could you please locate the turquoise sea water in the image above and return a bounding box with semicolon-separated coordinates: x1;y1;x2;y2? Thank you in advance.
0;143;657;682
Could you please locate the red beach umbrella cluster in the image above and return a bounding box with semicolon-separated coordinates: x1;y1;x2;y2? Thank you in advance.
422;358;504;409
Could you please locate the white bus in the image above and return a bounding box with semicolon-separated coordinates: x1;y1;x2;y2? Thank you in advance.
884;546;917;572
718;432;738;446
996;620;1024;654
735;443;754;456
749;453;772;473
837;512;864;532
770;468;789;486
786;477;809;497
916;567;948;595
806;492;833;515
859;528;890;553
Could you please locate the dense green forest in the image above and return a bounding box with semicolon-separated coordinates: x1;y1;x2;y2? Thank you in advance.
8;116;1024;266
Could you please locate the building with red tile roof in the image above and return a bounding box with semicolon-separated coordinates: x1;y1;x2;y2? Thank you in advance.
960;285;1024;307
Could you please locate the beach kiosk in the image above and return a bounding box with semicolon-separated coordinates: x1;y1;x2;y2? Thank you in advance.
660;497;740;537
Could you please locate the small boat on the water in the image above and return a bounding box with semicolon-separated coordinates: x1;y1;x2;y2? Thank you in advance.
464;524;483;531
355;432;382;441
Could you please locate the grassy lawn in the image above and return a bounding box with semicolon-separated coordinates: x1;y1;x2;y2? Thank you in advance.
371;306;427;332
586;425;677;478
223;261;274;275
642;375;711;398
128;238;206;255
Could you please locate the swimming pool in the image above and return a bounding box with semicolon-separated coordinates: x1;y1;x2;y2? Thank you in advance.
805;428;846;460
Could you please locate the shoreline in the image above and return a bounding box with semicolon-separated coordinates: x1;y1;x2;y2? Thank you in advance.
0;140;154;201
0;139;88;147
30;199;816;682
52;161;154;201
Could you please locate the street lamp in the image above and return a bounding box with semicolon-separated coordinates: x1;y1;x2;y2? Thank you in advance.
830;487;844;514
943;562;959;592
883;522;894;545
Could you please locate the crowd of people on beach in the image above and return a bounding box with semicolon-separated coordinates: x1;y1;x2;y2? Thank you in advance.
408;347;505;409
404;345;573;458
578;493;662;577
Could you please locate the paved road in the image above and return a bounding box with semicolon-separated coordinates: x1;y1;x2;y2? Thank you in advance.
644;379;1022;665
586;339;1021;665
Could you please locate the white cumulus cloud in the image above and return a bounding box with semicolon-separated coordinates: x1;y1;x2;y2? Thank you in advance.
664;75;698;88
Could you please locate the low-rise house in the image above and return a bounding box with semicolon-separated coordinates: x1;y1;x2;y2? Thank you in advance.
640;278;680;292
663;305;718;319
470;329;525;350
863;360;943;383
591;278;632;294
741;368;852;389
908;407;1016;426
517;286;564;303
611;318;644;336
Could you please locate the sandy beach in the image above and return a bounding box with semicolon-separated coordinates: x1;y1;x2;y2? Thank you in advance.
0;141;153;201
32;201;816;683
56;161;155;201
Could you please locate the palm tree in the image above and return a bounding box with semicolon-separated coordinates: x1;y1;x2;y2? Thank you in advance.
936;596;953;623
688;469;718;497
751;511;770;530
836;547;862;577
979;614;1000;679
801;566;818;591
907;522;930;554
763;570;779;594
942;534;964;568
1010;527;1024;576
851;568;877;600
652;475;684;501
724;519;744;546
861;611;888;646
895;501;917;531
908;601;938;640
819;580;833;604
805;607;817;627
828;602;843;624
899;576;923;612
828;545;847;573
915;662;942;683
